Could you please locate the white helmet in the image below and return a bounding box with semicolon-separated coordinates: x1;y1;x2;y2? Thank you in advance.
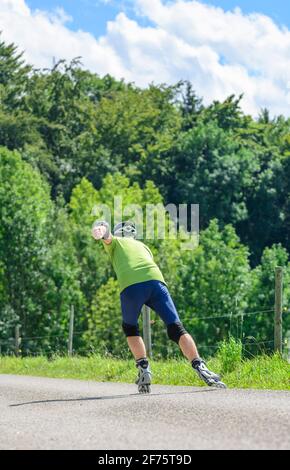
113;221;137;238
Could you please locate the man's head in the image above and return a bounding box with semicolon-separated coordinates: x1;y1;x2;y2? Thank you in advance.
113;221;137;239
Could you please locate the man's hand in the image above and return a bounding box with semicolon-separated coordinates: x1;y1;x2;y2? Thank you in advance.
91;220;112;243
92;224;107;240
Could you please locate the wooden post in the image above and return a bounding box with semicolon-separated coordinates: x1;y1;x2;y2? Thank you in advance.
274;267;283;354
68;305;74;357
15;325;20;357
286;332;290;362
142;305;152;358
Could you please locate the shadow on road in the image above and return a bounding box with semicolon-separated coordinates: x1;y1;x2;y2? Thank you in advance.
10;388;218;407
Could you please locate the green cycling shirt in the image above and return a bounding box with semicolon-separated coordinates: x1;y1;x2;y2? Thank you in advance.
102;237;166;292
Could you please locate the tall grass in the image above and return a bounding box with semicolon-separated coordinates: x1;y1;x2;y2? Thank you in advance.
0;352;289;390
217;336;243;373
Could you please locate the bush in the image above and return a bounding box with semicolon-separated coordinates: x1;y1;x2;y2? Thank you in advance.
217;336;243;373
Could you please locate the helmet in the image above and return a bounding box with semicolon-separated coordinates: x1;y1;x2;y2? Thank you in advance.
113;221;137;239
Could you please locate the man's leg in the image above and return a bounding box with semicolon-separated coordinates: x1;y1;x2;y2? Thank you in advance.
148;282;226;388
168;324;226;387
122;323;152;394
120;282;153;393
178;333;199;361
127;336;147;360
120;283;148;361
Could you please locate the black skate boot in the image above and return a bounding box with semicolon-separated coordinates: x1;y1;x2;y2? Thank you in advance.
136;358;152;394
192;358;227;389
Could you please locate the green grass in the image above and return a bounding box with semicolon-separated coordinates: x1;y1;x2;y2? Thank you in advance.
0;354;289;390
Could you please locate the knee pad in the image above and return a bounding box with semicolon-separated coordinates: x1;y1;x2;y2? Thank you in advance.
167;322;187;344
122;322;140;337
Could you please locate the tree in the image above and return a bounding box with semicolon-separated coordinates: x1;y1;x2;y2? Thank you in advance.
245;244;290;355
170;120;258;228
0;147;52;342
0;147;84;353
176;80;203;131
84;277;128;356
69;178;109;307
0;36;31;109
202;94;246;131
175;219;251;352
92;84;182;192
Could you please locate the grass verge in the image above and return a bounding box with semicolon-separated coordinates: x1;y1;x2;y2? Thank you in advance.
0;354;289;390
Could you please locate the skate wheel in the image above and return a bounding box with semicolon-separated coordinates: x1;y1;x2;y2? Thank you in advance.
213;381;227;389
139;384;151;394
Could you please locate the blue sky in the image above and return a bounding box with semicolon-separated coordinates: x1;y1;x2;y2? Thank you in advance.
25;0;145;36
25;0;290;37
202;0;290;27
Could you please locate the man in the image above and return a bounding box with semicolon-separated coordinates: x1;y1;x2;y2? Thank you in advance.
92;220;226;393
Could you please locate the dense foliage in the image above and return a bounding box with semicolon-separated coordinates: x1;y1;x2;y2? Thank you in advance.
0;38;289;357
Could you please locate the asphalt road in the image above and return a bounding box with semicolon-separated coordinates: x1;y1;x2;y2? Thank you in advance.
0;375;289;450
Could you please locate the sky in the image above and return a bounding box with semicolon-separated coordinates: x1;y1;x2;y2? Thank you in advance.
1;0;290;117
25;0;290;35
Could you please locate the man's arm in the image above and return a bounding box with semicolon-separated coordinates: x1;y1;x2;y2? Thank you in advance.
92;221;115;261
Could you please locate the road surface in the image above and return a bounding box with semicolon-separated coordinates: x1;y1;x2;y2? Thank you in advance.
0;375;289;450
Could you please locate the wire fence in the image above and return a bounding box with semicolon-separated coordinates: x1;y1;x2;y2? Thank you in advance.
192;309;275;321
1;305;288;360
0;307;275;342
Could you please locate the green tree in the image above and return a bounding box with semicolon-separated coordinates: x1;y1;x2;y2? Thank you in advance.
0;147;84;353
245;244;290;354
0;37;31;109
92;84;181;191
170;121;258;227
175;220;251;353
176;81;203;131
202;94;246;131
84;277;128;356
69;178;109;307
0;147;52;343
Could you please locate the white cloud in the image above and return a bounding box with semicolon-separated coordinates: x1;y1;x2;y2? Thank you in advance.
0;0;129;75
1;0;30;16
1;0;290;116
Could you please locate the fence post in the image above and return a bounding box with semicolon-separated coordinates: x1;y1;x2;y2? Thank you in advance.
142;305;152;358
274;267;283;354
286;332;290;362
68;305;74;357
15;325;20;357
